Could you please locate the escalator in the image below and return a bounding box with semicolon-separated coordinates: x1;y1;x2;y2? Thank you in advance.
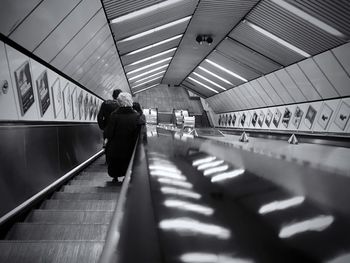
0;156;120;263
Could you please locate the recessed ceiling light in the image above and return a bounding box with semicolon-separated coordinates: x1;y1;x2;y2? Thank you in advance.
111;0;186;24
117;16;191;43
134;83;160;94
127;48;176;66
188;77;219;94
127;57;172;75
271;0;345;38
128;64;169;81
193;72;226;91
198;66;233;85
131;76;163;89
133;70;166;83
244;20;311;57
124;35;182;56
205;59;248;82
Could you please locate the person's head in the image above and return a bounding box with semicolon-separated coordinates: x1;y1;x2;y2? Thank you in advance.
117;92;133;107
133;102;143;114
112;89;122;100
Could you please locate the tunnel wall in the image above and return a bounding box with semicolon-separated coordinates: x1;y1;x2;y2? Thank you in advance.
0;38;103;219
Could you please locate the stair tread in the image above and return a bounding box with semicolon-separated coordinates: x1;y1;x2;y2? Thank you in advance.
0;241;104;263
6;223;109;241
61;185;120;193
52;192;118;200
41;200;116;211
68;180;117;187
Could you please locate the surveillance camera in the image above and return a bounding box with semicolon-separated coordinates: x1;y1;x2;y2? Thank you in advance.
207;36;213;45
196;35;203;44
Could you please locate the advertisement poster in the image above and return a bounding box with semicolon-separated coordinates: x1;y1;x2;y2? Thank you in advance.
247;113;252;127
305;105;317;129
228;114;232;126
84;93;89;120
318;103;333;130
78;90;83;120
71;87;78;120
292;106;304;129
62;83;71;119
258;111;265;127
51;78;62;118
252;112;258;127
282;108;292;128
218;115;222;126
89;96;94;120
36;70;50;117
273;108;282;128
14;61;35;116
240;113;246;127
265;109;273;127
232;114;236;126
334;101;349;131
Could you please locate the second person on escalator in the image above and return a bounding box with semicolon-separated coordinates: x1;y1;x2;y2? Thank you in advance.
104;92;145;183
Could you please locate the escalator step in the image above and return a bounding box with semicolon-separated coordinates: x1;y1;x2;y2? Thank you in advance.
61;185;119;193
26;210;113;224
6;223;108;241
69;180;116;187
74;176;112;181
40;200;116;211
0;241;104;263
51;192;118;200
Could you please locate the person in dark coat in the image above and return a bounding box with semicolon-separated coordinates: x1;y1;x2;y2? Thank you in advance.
97;89;122;137
104;93;144;181
133;102;147;144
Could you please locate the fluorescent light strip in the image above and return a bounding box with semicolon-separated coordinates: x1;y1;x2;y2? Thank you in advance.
271;0;345;38
279;215;334;238
128;65;169;81
211;169;245;182
259;196;305;215
188;77;219;94
133;83;160;94
127;57;172;75
161;187;201;199
198;66;233;85
193;72;226;91
125;35;183;56
150;170;186;180
203;165;229;176
118;16;191;43
133;70;166;84
205;59;248;82
127;48;176;66
197;160;225;170
164;200;214;215
149;164;181;173
180;253;253;263
111;0;186;24
132;76;163;89
192;156;216;166
245;20;310;57
158;178;193;189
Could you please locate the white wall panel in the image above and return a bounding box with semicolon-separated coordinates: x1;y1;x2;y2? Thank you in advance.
240;84;258;108
227;89;240;111
234;86;251;109
9;0;81;51
250;79;273;106
298;59;339;99
0;43;19;120
257;77;284;105
0;0;41;36
274;69;306;102
332;43;350;76
264;73;294;104
313;51;350;97
245;83;266;107
286;65;322;101
5;45;39;120
34;0;101;62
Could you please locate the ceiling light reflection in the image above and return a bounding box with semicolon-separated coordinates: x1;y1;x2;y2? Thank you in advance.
164;200;214;215
279;215;334;238
150;170;186;180
192;156;216;166
259;196;305;215
211;169;245;182
197;160;225;170
159;218;230;239
203;165;229;176
327;253;350;263
158;178;193;189
149;165;182;173
180;252;253;263
161;187;201;199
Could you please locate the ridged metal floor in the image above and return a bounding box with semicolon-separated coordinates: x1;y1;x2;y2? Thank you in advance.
0;156;120;263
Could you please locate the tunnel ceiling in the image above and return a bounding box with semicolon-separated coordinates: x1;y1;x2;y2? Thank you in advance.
103;0;350;97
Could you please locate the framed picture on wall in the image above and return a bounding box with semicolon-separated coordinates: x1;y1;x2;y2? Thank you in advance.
14;60;35;116
282;108;292;128
334;101;350;131
305;105;317;129
62;83;71;119
265;109;273;127
292;106;304;129
247;113;252;127
36;70;50;117
273;108;282;128
252;112;258;127
218;115;222;126
228;114;232;126
51;78;62;118
241;113;246;127
89;96;94;120
318;103;333;130
232;114;237;126
258;111;265;127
